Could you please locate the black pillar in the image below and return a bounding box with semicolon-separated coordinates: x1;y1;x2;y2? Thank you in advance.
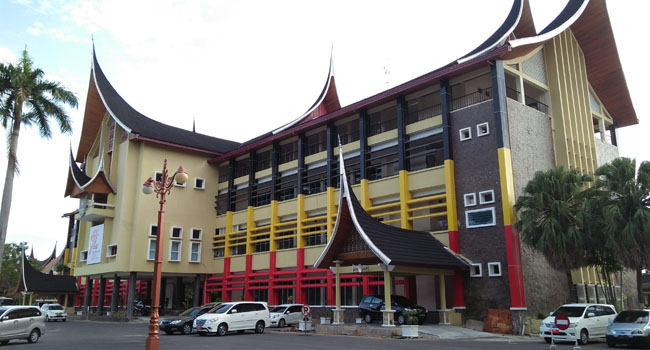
83;278;93;314
160;277;167;309
359;110;368;180
227;158;236;211
326;123;335;187
110;275;120;312
271;143;279;201
97;276;106;314
297;133;305;194
126;272;137;317
175;277;184;309
609;124;617;146
440;80;453;161
248;150;256;206
396;96;407;171
192;275;201;307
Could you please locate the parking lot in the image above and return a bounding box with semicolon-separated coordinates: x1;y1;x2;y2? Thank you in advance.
1;319;638;350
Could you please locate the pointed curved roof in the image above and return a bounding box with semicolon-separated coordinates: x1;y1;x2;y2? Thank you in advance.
65;148;116;198
16;254;78;294
314;147;469;269
75;48;240;162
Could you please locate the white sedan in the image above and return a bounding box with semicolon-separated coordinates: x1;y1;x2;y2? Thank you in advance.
540;303;617;345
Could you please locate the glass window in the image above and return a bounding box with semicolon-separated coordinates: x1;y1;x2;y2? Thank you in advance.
305;130;327;156
190;242;200;262
279;142;297;164
169;241;181;261
256;150;271;171
147;239;156;260
170;227;182;239
368;106;397;136
406;130;443;171
336;118;359;145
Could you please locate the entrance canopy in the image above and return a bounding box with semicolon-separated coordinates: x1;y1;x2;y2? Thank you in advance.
314;147;470;273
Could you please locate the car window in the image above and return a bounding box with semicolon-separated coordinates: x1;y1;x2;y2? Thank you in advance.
28;308;41;317
179;307;200;317
211;303;233;314
551;306;586;317
270;306;287;313
372;297;382;304
614;311;649;323
5;310;21;320
289;306;302;313
361;296;373;304
49;304;63;311
586;306;597;316
255;304;266;311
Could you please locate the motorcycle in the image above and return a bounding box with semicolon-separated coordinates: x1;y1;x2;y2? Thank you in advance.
133;300;151;316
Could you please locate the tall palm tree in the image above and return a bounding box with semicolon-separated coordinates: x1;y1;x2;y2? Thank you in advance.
514;167;593;297
0;49;77;271
594;157;650;304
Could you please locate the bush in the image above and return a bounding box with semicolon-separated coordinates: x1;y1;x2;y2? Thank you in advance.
535;312;546;320
402;309;419;325
110;311;126;319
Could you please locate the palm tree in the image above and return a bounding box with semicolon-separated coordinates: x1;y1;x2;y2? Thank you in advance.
594;157;650;304
514;167;593;297
0;49;77;272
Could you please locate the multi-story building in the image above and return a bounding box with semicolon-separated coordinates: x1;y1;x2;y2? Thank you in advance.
64;0;639;326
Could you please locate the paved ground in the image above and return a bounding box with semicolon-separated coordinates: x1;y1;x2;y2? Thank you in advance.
0;318;631;350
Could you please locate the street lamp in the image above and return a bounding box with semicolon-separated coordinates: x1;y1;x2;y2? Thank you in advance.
142;159;187;350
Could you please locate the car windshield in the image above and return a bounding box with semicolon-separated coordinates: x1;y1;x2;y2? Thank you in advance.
209;303;233;314
614;311;649;324
392;296;415;307
551;306;585;317
179;307;201;317
49;305;63;310
0;307;8;314
270;306;287;313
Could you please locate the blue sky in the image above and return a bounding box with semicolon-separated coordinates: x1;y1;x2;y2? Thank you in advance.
0;0;648;259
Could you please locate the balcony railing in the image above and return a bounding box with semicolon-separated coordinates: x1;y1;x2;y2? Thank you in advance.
407;104;441;124
450;87;492;111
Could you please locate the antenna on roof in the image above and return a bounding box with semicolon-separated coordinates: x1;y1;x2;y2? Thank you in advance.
193;117;196;133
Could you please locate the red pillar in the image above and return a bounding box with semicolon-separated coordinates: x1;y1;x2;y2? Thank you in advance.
295;248;305;304
222;257;232;302
327;270;335;306
269;252;278;305
362;276;372;296
448;229;465;308
244;255;253;301
91;279;99;305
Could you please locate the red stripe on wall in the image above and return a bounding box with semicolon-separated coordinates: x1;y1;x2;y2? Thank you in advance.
505;225;526;308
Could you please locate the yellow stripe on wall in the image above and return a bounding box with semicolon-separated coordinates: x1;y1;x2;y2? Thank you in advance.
444;160;458;232
498;148;516;226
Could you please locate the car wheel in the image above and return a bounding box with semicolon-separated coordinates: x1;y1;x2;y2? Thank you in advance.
278;319;286;328
1;340;9;345
216;323;228;336
364;313;372;324
182;323;192;335
27;329;40;343
255;321;265;334
544;337;551;344
578;329;589;345
396;314;405;325
164;331;174;335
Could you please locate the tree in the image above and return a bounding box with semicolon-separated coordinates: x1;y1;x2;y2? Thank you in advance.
514;167;593;297
594;157;650;304
0;49;77;272
0;242;40;296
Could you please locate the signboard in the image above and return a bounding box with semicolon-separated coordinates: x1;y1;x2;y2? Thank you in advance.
87;224;104;264
554;313;570;330
302;304;311;317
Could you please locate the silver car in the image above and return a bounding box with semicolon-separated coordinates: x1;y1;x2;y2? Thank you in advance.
0;306;46;344
606;309;650;348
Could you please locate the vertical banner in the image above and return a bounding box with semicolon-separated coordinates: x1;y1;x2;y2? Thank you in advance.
87;224;104;264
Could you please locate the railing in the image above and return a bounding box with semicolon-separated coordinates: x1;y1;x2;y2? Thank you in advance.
450;87;492;111
524;96;549;114
506;87;520;101
85;201;115;210
406;104;441;124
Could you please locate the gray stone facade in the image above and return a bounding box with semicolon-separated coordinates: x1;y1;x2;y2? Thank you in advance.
594;137;619;167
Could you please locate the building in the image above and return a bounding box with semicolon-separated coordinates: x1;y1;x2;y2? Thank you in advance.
64;0;639;326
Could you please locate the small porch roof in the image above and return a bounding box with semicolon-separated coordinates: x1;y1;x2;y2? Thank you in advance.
314;147;470;271
16;254;78;294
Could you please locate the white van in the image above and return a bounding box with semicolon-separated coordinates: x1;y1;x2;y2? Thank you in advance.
0;306;46;344
193;301;269;336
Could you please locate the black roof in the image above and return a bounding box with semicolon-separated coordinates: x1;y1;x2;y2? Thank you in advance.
538;0;586;35
19;255;78;293
92;51;240;154
70;150;90;186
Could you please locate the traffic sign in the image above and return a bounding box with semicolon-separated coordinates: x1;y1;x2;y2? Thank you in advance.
302;304;311;317
554;313;570;330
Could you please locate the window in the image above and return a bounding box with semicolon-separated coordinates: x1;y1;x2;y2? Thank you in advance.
479;190;495;204
477;122;490;137
278;237;296;250
459;127;472;141
216;227;226;235
279;141;297;164
106;244;117;257
256;150;271;171
465;207;496;228
218;163;230;183
470;263;482;277
463;193;476;207
191;228;202;240
213;248;225;258
194;178;205;189
154;171;163;182
487;262;502;277
170;226;183;239
216;189;229;215
231;245;246;256
80;250;88;262
147;239;157;260
169;241;181;261
149;225;158;237
255;241;270;253
189;242;201;263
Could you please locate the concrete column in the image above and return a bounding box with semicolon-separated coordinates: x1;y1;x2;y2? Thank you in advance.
382;269;395;327
193;275;201;307
439;274;449;324
331;261;344;324
83;278;94;315
97;276;106;315
126;272;137;317
110;275;120;312
175;277;184;309
160;277;167;309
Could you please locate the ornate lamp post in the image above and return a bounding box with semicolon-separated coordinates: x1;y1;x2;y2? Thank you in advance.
142;159;187;350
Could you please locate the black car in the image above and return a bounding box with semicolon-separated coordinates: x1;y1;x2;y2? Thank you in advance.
159;306;213;335
359;295;427;325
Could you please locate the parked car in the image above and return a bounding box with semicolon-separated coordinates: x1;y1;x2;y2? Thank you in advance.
269;304;304;327
159;305;213;335
40;303;67;322
0;306;46;344
358;295;427;325
605;309;650;347
0;297;14;306
193;301;269;336
539;303;617;345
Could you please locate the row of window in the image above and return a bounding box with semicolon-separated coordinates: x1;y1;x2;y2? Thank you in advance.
469;262;501;277
153;171;206;190
147;239;201;263
459;122;490;141
149;225;203;240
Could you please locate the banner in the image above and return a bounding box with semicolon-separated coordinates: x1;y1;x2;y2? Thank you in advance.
87;224;104;265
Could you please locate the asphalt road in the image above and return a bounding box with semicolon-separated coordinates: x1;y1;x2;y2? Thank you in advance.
1;319;642;350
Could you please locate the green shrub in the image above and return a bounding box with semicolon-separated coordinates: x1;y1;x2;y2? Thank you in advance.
535;311;546;319
111;311;126;319
401;309;419;325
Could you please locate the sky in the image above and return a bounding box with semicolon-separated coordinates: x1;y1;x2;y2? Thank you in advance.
0;0;648;260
